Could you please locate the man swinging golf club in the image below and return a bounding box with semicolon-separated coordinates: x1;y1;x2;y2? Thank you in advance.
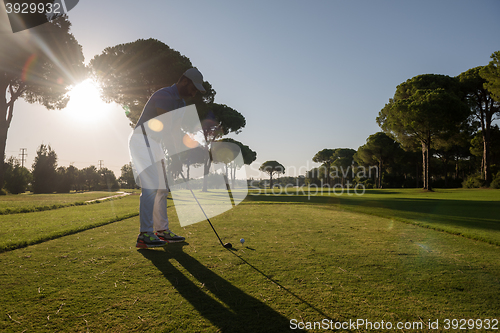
131;67;206;248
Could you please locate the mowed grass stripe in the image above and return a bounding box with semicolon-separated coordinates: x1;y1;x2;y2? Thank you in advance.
0;195;140;252
0;202;499;332
0;191;131;215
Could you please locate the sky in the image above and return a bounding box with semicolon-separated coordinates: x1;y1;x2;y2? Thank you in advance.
2;0;500;179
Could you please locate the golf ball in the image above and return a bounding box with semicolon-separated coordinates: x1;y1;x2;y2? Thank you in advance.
240;238;245;244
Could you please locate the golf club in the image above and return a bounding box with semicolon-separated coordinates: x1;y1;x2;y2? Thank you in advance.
140;124;232;249
174;164;232;249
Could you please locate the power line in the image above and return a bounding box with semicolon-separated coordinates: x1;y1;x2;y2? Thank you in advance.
19;148;27;168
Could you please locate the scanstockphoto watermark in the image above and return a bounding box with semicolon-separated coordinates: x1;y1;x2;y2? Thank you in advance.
290;318;499;331
290;318;430;330
248;162;379;199
248;160;379;181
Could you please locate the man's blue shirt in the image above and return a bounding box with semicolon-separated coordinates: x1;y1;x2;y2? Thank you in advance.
135;84;186;128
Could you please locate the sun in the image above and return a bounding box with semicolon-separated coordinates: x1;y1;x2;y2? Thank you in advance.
65;79;111;122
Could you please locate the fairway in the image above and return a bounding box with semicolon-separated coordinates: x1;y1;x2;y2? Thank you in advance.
1;189;499;332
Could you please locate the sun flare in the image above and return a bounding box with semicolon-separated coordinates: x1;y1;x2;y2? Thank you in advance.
65;79;110;123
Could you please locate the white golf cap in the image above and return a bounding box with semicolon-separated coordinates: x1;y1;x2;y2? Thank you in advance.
183;67;206;94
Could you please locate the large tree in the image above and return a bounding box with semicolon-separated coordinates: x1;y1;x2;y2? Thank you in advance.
98;167;119;191
55;165;79;193
470;125;500;179
312;149;335;186
90;38;214;125
259;161;285;188
199;104;246;191
331;148;356;187
0;16;85;189
4;156;31;194
355;132;401;188
118;163;136;189
91;39;247;191
31;144;58;194
217;138;257;186
81;166;99;191
432;124;473;188
377;74;469;190
458;66;500;185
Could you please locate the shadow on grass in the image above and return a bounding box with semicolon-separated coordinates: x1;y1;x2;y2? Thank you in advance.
246;191;500;233
245;190;500;244
339;197;500;231
244;193;338;205
226;249;336;322
139;244;305;333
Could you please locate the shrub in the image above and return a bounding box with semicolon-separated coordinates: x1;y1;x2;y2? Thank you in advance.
462;174;485;188
357;178;374;189
491;172;500;189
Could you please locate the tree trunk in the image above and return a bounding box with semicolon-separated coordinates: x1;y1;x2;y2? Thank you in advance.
483;123;491;186
422;132;432;191
326;163;331;187
0;125;7;189
422;142;427;190
269;173;273;188
0;82;14;190
232;163;236;188
422;137;431;190
416;162;419;188
0;78;26;190
378;160;383;188
479;96;496;186
443;156;449;188
202;158;211;192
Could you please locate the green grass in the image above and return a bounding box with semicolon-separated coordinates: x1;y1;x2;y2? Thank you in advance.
338;188;500;246
0;191;132;215
246;188;500;245
0;194;139;252
0;189;499;332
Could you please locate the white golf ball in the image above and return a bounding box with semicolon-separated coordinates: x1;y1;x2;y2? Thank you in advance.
240;238;245;244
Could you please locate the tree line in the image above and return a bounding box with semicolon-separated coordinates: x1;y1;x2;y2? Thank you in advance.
309;53;500;190
3;140;256;194
3;144;129;194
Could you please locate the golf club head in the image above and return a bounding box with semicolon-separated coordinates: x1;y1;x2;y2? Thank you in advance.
223;242;232;249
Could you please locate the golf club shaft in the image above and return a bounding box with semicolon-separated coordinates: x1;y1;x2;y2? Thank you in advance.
141;125;226;247
175;166;225;246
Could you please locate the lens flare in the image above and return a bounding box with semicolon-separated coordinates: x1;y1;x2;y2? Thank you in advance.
183;133;199;148
21;54;37;81
148;119;164;132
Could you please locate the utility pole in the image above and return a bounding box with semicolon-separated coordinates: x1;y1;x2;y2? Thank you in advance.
19;148;27;168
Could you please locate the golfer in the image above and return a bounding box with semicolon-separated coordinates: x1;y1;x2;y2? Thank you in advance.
132;67;206;248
